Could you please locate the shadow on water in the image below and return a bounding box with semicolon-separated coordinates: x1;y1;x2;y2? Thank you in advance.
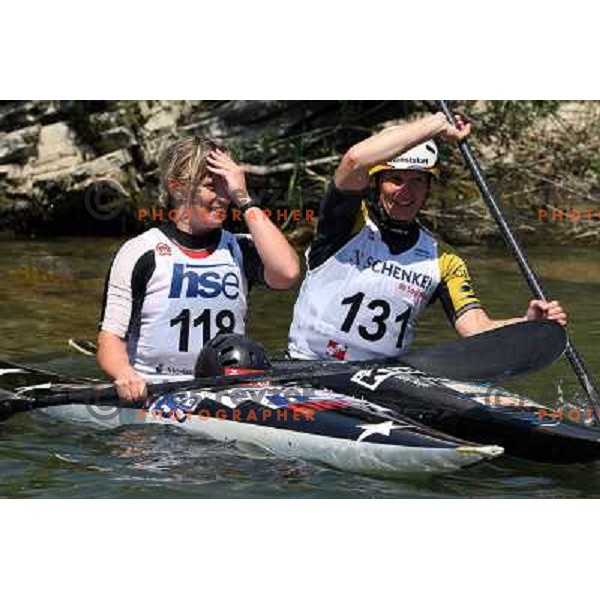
1;238;600;497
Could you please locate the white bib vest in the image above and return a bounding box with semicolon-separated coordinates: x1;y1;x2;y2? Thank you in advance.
288;221;441;361
129;228;248;380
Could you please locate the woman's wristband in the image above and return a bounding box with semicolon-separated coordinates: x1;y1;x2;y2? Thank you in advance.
239;199;259;215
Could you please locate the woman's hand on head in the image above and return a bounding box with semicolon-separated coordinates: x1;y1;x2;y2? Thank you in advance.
206;149;249;206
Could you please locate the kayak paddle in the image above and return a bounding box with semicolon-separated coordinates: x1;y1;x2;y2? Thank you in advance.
69;319;565;382
0;320;566;421
437;99;600;422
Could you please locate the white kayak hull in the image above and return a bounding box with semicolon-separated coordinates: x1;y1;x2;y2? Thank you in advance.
42;404;503;477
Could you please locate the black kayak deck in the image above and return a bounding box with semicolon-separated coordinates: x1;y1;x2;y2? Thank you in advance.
314;366;600;464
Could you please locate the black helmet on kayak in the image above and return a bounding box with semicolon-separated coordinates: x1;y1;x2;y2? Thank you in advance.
195;333;271;377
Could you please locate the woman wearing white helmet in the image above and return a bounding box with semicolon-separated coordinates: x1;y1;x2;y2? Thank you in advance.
288;112;567;361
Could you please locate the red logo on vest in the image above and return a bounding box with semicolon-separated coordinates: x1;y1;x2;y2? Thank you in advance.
326;340;348;361
156;243;171;256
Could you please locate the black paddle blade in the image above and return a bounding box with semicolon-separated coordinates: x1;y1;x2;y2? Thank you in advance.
400;320;567;381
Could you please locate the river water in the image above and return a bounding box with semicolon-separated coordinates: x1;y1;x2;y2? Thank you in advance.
1;236;599;498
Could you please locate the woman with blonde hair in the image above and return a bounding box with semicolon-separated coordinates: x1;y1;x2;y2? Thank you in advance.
97;137;300;400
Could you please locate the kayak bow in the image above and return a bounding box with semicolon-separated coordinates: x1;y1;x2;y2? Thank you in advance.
0;361;502;477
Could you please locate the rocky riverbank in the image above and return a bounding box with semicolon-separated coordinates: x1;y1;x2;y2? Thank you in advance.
1;100;598;245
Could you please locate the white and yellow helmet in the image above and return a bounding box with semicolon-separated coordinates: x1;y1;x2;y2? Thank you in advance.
369;140;440;178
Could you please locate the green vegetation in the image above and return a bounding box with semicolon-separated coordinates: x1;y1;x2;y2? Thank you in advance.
3;100;599;244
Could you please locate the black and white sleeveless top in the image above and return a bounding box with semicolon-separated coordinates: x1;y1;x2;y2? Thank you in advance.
99;224;265;381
